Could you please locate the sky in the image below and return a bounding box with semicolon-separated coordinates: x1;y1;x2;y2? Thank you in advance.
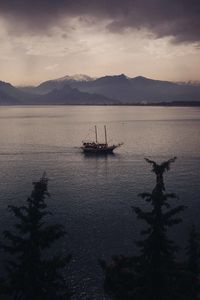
0;0;200;86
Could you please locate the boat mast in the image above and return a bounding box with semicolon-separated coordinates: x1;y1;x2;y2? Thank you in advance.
104;125;108;145
95;125;98;143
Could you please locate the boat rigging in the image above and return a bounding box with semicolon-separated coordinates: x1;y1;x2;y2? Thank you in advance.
81;125;123;154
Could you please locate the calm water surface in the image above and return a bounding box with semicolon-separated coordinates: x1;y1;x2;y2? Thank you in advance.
0;106;200;299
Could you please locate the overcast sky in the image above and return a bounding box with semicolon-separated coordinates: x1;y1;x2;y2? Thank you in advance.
0;0;200;85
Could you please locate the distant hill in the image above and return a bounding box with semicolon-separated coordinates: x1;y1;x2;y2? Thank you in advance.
67;74;200;103
0;89;20;105
19;74;95;95
0;81;21;104
2;74;200;105
0;81;116;105
0;81;43;104
18;74;200;104
37;84;117;105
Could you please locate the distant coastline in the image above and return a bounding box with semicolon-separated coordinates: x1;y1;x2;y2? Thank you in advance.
1;101;200;107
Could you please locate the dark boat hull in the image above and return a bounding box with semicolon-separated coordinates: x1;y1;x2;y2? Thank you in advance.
81;126;123;155
81;147;115;154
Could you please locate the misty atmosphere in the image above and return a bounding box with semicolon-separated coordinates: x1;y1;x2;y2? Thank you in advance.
0;0;200;299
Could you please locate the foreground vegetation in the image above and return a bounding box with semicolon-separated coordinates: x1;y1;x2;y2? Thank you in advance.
100;158;200;300
0;159;200;299
0;173;71;300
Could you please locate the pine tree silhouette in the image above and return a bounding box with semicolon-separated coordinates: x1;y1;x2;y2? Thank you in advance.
144;157;177;190
1;173;71;300
132;157;186;300
101;157;186;300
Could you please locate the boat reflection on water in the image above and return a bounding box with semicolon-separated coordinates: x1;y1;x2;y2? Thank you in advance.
81;125;123;154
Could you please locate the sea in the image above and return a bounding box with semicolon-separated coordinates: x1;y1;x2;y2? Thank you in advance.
0;105;200;299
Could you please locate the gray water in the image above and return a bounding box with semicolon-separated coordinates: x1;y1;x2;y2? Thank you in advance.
0;106;200;299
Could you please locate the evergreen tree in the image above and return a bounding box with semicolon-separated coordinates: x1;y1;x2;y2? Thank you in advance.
1;173;71;300
101;157;186;300
132;157;185;300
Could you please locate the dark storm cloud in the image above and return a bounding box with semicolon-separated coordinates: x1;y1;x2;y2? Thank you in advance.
0;0;200;43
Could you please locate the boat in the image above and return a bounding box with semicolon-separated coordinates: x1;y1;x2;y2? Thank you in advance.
81;125;123;154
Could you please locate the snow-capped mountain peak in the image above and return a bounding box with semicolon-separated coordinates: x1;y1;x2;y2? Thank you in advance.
57;74;94;82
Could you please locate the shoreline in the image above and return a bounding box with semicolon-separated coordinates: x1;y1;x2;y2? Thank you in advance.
0;102;200;107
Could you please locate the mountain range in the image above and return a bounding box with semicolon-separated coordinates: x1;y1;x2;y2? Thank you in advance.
1;74;200;105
